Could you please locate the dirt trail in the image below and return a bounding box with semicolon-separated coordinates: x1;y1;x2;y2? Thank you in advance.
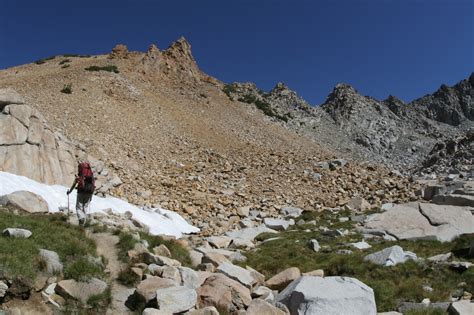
90;232;135;315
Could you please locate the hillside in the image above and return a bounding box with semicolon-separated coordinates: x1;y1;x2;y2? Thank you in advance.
0;37;458;235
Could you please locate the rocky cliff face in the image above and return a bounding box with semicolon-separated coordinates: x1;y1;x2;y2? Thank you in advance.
225;73;474;172
0;88;119;192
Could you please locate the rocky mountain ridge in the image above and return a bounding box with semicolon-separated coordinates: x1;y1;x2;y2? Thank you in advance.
225;72;473;172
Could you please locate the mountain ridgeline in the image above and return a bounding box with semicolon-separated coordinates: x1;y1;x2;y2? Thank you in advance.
224;73;474;172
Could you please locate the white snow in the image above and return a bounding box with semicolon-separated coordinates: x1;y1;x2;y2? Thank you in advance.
0;172;199;238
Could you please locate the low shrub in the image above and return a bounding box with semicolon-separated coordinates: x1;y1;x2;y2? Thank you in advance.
85;65;119;73
34;56;55;65
61;83;72;94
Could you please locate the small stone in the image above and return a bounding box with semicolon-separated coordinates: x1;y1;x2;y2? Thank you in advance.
155;286;197;313
308;239;320;252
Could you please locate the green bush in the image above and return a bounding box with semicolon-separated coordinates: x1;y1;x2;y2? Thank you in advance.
85;65;119;73
223;84;237;98
34;56;56;65
61;64;70;69
59;59;71;65
63;54;90;58
237;94;257;104
61;83;72;94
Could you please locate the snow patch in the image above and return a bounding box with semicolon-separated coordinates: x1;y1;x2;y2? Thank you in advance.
0;172;199;238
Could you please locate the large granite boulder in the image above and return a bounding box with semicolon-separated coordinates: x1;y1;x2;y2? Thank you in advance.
55;278;107;305
364;202;474;242
196;273;252;313
0;191;49;213
276;276;376;315
0;89;118;192
125;277;176;310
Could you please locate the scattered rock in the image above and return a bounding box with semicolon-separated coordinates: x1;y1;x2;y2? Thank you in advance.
364;245;417;266
263;218;294;231
0;191;49;213
153;244;171;257
448;300;474;315
266;267;301;291
196;273;252;313
125;277;176;310
155;285;197;313
346;197;371;211
308;239;320;252
55;278;107;305
0;88;25;106
217;262;256;288
246;298;287;315
276;276;376;315
39;249;63;274
351;241;372;250
280;206;303;218
2;228;32;239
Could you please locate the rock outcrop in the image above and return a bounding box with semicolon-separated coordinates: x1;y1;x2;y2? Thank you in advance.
276;276;377;315
0;89;119;191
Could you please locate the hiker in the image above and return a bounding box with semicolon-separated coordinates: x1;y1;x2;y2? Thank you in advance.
67;161;95;225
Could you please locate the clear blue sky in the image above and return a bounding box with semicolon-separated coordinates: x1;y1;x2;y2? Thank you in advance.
1;0;473;105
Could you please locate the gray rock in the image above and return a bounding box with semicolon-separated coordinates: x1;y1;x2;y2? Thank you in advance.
155;286;197;313
433;194;474;207
142;309;172;315
346;197;371;211
0;191;49;214
161;266;181;283
276;276;376;315
351;241;372;250
39;249;63;274
308;239;320;252
263;218;294;231
55;278;107;305
125;277;176;310
364;202;474;242
217;262;256;288
0;88;25;106
205;236;231;249
281;206;303;218
226;225;278;242
3;228;32;238
448;300;474;315
179;267;200;289
229;237;255;249
364;245;417;266
0;280;8;298
427;252;452;263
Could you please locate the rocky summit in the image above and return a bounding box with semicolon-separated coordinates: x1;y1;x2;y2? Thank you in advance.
0;36;473;315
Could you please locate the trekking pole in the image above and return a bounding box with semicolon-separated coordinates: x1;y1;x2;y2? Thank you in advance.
67;193;70;216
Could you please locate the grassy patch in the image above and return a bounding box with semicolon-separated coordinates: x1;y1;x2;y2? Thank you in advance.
241;213;474;312
0;208;103;282
223;83;237;99
64;256;105;281
84;65;119;73
61;83;72;94
116;231;192;267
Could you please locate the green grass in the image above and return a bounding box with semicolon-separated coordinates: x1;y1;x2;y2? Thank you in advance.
116;231;192;267
117;265;141;286
0;208;104;282
241;210;474;312
64;256;105;281
84;65;119;73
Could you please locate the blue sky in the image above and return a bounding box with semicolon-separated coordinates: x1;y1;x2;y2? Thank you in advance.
0;0;473;105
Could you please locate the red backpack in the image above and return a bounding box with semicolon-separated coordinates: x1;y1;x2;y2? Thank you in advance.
77;162;95;193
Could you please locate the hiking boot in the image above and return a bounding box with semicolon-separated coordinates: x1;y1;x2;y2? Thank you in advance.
78;218;86;226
